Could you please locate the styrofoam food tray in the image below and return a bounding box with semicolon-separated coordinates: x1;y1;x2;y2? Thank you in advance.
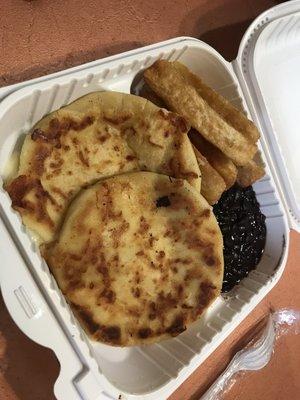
0;1;299;399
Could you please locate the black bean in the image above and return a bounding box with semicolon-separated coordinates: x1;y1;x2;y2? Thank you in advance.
156;196;171;208
213;184;266;293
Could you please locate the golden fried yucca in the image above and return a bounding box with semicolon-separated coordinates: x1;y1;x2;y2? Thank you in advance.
192;146;226;205
189;129;237;189
144;60;257;166
173;61;260;143
237;158;265;187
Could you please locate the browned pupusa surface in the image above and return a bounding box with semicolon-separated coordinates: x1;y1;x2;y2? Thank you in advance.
6;91;200;243
44;172;223;346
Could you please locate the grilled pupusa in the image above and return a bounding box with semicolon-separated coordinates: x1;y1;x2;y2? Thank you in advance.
44;172;223;346
6;91;200;243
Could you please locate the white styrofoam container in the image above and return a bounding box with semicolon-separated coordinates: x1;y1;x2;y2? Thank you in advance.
0;1;299;399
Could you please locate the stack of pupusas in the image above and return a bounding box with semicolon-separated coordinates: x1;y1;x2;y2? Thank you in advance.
6;90;224;346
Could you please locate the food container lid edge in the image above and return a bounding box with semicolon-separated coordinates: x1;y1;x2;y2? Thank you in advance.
234;0;300;232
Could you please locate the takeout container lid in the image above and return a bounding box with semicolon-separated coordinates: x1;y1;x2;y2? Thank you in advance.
234;0;300;232
0;2;298;400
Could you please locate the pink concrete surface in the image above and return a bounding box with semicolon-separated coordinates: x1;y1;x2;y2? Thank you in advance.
1;1;299;399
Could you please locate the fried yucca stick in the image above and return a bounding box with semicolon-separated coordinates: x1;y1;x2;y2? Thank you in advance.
193;145;226;205
144;60;257;166
236;158;265;187
189;129;237;189
139;83;167;108
174;62;260;143
140;84;237;189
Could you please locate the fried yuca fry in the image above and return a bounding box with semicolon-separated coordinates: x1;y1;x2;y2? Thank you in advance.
144;60;257;166
236;158;265;187
193;145;226;205
189;129;237;189
174;62;260;143
139;83;167;108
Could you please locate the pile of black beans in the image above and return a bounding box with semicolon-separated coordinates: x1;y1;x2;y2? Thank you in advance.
213;185;266;293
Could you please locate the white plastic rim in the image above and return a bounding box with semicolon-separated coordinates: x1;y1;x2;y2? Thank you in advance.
0;36;289;399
